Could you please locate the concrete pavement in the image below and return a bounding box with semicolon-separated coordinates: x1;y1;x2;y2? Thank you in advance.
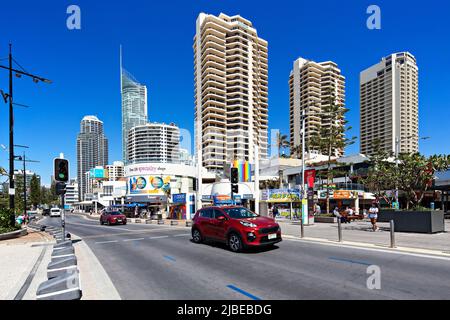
40;214;450;299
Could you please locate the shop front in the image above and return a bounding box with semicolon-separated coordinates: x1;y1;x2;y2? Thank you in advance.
169;193;196;220
261;189;304;221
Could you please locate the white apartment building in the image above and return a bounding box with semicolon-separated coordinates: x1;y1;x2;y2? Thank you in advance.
65;179;79;207
360;52;419;156
127;122;180;164
194;13;269;173
289;57;346;157
106;161;125;181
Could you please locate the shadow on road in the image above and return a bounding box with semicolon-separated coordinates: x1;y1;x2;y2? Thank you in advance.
189;239;280;254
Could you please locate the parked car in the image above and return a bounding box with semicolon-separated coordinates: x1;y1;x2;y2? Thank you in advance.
191;206;282;252
42;208;51;216
50;208;62;217
100;211;127;225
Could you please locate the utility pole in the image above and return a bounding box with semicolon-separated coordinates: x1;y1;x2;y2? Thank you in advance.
0;43;51;226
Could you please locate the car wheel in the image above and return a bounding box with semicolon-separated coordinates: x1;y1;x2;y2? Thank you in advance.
228;233;243;253
100;220;104;225
192;228;203;243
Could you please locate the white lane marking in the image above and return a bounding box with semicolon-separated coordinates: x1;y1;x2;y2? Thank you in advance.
122;238;145;242
148;236;169;240
95;240;119;244
66;221;137;232
172;234;190;237
284;236;450;262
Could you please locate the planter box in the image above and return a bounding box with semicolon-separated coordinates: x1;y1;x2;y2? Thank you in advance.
378;210;445;234
314;216;337;223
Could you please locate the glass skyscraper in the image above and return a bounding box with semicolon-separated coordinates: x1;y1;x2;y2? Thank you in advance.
120;46;148;162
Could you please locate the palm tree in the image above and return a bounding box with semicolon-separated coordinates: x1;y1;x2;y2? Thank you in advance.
276;133;290;158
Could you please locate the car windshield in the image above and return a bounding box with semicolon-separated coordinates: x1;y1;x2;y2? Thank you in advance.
109;211;122;216
223;207;258;219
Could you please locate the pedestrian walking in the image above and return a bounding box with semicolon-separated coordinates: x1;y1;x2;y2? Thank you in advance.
272;206;279;219
368;203;379;231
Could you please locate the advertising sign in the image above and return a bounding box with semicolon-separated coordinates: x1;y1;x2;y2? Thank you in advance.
267;189;301;202
333;190;352;199
128;175;171;195
213;195;233;205
172;193;187;204
304;169;316;188
89;168;108;179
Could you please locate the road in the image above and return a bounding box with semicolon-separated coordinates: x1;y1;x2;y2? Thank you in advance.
41;214;450;300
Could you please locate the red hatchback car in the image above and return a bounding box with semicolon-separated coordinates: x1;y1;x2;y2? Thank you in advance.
100;211;127;225
191;206;282;252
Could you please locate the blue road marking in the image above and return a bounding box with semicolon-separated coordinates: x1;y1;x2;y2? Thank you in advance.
328;256;372;266
163;255;176;262
226;285;261;300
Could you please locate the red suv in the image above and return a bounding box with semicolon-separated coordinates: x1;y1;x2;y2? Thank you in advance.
100;211;127;225
191;206;282;252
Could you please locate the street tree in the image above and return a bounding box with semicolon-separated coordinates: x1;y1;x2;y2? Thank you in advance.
276;132;290;158
30;174;41;208
362;139;397;205
309;94;356;213
396;153;449;209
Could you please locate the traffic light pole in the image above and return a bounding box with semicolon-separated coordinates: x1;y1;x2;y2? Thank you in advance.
61;190;66;238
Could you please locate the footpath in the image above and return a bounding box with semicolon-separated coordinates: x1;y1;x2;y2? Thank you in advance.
0;218;120;300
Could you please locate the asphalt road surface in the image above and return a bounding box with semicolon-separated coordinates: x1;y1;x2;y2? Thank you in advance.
41;214;450;300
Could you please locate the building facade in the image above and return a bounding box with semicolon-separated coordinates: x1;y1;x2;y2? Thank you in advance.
289;57;346;157
65;179;79;208
360;52;419;156
106;161;125;181
76;115;109;201
127;122;180;164
121;47;148;162
194;13;269;173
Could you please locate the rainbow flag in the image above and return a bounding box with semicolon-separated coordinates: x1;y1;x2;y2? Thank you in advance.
232;160;251;182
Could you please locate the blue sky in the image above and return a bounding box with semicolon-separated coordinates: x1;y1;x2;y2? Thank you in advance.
1;0;449;185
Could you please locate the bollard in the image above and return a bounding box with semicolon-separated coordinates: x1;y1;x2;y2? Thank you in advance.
390;220;396;248
300;215;304;238
337;218;342;242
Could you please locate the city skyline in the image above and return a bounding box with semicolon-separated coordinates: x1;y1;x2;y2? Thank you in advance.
1;1;449;185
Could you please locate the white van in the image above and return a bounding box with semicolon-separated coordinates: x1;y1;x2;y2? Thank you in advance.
50;208;62;217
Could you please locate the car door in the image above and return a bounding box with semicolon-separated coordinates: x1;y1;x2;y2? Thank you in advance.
211;209;229;241
198;208;214;238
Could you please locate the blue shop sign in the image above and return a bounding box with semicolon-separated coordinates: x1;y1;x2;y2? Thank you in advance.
172;193;187;204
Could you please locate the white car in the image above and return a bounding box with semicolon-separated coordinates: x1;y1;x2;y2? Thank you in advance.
50;208;62;217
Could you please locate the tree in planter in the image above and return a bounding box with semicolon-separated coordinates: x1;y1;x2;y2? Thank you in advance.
30;174;41;208
309;95;356;214
396;153;449;210
362;139;398;205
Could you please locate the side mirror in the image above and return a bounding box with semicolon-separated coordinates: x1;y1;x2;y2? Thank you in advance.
217;215;226;221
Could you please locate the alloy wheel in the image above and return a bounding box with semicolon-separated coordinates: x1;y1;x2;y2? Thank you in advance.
229;234;241;252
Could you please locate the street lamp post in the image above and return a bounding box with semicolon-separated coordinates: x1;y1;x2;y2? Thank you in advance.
0;44;51;226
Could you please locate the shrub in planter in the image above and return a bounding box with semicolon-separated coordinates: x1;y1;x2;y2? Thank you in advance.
0;208;20;233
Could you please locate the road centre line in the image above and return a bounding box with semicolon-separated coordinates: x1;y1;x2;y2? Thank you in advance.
122;238;145;242
95;240;119;244
148;236;169;240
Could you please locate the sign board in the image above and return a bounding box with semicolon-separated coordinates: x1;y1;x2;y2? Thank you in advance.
213;195;233;205
266;189;301;202
128;176;171;195
172;193;187;204
89;168;108;179
304;169;316;188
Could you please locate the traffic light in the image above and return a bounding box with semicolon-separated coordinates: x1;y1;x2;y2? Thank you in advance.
54;158;69;182
232;183;239;194
55;182;66;195
231;167;239;184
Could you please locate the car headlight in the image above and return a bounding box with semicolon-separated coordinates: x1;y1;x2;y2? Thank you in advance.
240;221;257;228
